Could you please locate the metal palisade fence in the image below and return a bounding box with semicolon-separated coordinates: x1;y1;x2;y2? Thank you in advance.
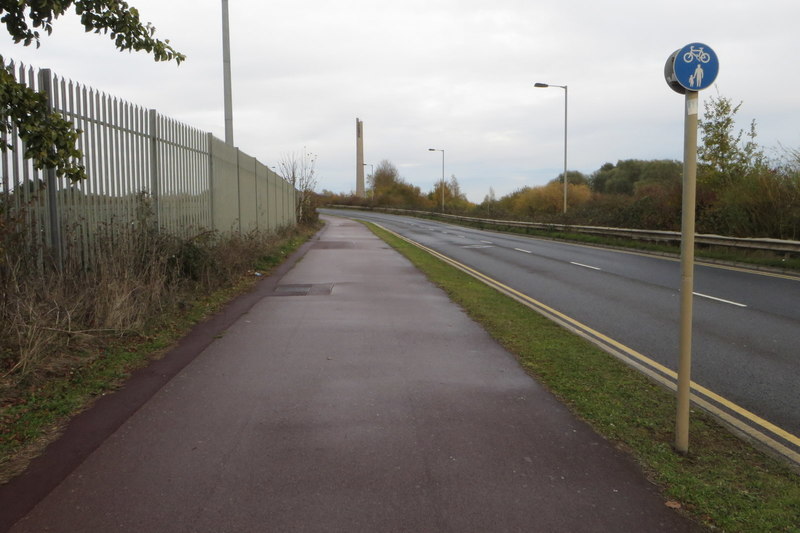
1;61;298;267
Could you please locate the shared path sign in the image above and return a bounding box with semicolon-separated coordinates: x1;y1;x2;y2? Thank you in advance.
666;42;719;93
664;41;720;455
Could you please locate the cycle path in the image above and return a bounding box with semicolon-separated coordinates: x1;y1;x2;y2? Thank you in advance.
8;216;701;532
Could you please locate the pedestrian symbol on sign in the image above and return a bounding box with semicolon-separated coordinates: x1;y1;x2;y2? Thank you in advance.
689;63;704;88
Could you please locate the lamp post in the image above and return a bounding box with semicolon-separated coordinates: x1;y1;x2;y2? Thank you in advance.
534;82;568;213
428;148;445;212
221;0;234;146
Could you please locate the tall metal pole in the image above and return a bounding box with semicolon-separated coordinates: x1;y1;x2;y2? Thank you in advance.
562;85;568;214
221;0;234;146
534;82;568;213
428;148;445;212
675;90;699;454
441;149;445;212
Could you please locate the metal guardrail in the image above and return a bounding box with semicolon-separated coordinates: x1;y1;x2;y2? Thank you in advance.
327;205;800;255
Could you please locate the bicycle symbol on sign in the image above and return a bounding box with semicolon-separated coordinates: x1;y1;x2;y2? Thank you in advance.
683;46;710;64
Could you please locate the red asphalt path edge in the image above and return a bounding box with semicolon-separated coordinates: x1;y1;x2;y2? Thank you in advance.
3;216;703;532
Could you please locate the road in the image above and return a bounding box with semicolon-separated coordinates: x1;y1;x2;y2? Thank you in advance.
7;217;701;532
322;209;800;459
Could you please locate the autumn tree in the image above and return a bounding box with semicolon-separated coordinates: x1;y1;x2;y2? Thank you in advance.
511;181;590;219
0;1;184;181
371;160;427;208
371;159;400;192
429;174;470;213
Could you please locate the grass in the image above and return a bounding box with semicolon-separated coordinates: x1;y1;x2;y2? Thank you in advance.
365;221;800;533
0;224;319;484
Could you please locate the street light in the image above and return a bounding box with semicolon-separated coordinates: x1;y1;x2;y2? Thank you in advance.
428;148;445;212
534;82;568;213
221;0;234;146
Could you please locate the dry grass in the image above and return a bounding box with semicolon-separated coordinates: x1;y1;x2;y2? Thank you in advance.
0;198;295;390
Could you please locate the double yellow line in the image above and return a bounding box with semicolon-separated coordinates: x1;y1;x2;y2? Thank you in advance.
377;223;800;465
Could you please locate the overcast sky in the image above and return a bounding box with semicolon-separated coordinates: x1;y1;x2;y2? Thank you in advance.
3;0;799;202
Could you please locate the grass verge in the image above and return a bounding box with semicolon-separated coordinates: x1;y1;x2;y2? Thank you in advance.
365;221;800;533
0;224;319;484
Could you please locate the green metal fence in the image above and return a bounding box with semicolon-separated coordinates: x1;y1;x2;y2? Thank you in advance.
1;61;298;267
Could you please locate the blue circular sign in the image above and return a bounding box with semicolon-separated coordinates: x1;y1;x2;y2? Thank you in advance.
673;42;719;91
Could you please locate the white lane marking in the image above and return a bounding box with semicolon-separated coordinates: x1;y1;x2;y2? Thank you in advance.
693;292;748;308
462;245;493;249
481;240;494;244
570;262;602;271
515;248;532;254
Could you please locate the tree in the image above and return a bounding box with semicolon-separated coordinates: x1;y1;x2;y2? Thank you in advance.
588;160;680;196
549;170;588;187
0;64;84;181
510;181;590;219
371;159;400;192
429;174;470;213
589;162;615;192
695;95;778;236
1;1;185;182
607;160;643;195
278;150;318;224
638;159;681;186
590;161;641;194
370;160;428;209
481;186;497;217
698;94;764;189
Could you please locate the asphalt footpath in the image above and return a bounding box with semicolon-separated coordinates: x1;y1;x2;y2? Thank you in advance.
4;215;702;532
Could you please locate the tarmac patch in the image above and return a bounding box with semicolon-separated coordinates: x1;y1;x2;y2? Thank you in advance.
272;283;334;296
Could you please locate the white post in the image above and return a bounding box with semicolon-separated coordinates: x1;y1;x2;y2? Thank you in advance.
675;90;699;454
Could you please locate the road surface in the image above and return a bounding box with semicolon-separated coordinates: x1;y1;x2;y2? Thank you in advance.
6;216;700;532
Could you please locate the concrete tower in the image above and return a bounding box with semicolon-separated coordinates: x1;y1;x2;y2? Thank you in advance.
356;118;365;198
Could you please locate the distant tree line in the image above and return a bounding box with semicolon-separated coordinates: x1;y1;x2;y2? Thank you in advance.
318;94;800;240
320;159;471;213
